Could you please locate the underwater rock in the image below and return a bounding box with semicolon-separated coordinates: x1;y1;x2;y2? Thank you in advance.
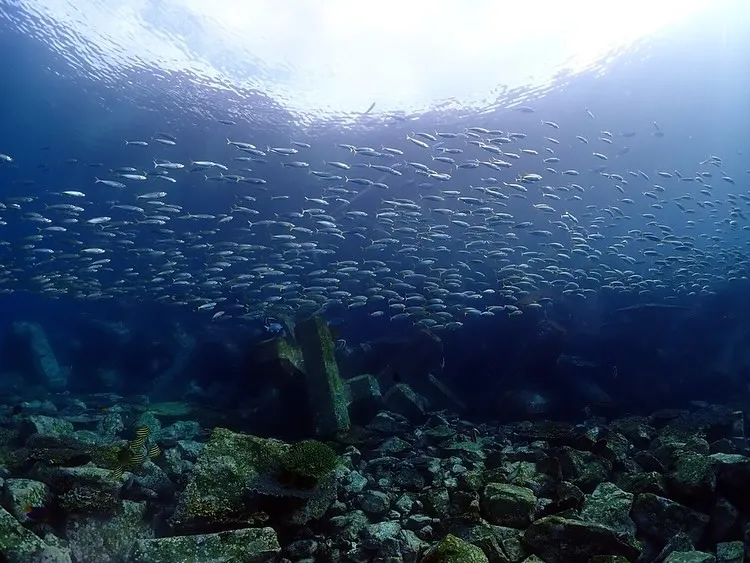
707;497;739;544
14;400;58;417
522;515;641;563
669;451;717;502
630;492;710;546
367;410;410;434
66;499;152;563
361;520;402;550
450;523;515;563
650;532;698;563
254;336;304;375
663;552;716;563
424;487;450;519
420;533;489;563
282;538;319;560
0;504;72;563
579;482;637;539
10;322;67;391
481;483;537;528
175;439;204;461
295;316;350;437
343;469;368;495
709;453;750;511
346;373;383;424
169;428;288;531
9;434;93;473
715;541;743;563
557;446;612;492
155;419;201;446
610;415;657;448
660;407;742;444
358;489;391;517
129;460;174;500
95;412;125;438
249;336;311;435
328;509;369;542
19;415;73;440
129;526;280;563
1;478;50;524
383;383;428;422
170;427;341;532
378;436;412;456
28;465;126;516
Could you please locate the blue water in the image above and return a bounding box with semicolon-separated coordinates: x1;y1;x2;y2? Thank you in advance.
2;1;750;416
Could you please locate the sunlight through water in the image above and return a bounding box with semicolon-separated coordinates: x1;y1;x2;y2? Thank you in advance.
13;0;711;118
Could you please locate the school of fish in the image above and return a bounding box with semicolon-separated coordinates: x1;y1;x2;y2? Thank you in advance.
0;107;748;334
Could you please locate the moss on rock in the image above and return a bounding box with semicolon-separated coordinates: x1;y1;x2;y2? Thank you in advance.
280;439;339;487
421;534;489;563
170;428;289;530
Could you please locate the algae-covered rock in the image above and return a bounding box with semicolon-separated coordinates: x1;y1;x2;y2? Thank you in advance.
456;524;515;563
66;500;152;563
670;451;716;500
0;505;72;563
280;439;340;486
170;427;288;530
170;428;342;531
1;478;50;523
8;433;94;473
129;526;280;563
558;447;612;492
421;534;489;563
346;373;383;424
19;415;74;439
715;541;743;563
28;464;126;516
663;551;716;563
383;383;428;422
522;515;641;563
254;336;304;374
295;315;351;437
481;483;537;528
615;470;667;496
579;482;636;538
630;492;709;545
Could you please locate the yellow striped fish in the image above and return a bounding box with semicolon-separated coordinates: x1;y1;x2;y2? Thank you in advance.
130;425;151;449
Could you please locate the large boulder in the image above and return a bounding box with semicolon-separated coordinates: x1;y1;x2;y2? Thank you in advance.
129;526;279;563
295;316;350;437
10;322;66;390
481;483;537;528
523;515;641;563
66;500;152;563
0;505;72;563
421;534;488;563
170;428;342;532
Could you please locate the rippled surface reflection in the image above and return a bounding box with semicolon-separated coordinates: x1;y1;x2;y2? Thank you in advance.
5;0;711;126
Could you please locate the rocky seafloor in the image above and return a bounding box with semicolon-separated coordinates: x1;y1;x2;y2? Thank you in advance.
0;394;750;563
